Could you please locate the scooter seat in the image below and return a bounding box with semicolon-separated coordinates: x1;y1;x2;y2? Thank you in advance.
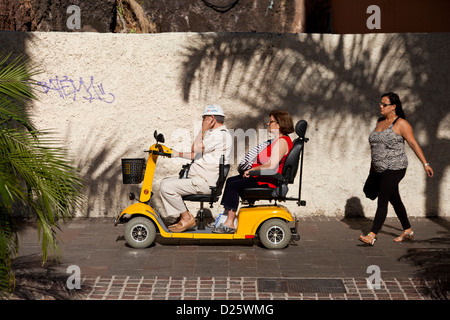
239;187;274;200
182;194;217;202
239;184;288;202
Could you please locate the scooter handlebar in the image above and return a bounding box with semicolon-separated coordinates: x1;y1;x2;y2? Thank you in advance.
145;150;172;157
144;142;173;157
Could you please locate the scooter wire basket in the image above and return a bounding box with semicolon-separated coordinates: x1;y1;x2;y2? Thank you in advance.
121;158;145;184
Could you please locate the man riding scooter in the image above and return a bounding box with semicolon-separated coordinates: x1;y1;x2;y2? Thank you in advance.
159;105;233;233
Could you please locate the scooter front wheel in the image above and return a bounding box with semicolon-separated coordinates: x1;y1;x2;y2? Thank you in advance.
124;217;156;249
259;218;291;249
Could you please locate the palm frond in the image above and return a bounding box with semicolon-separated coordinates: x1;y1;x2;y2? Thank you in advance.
0;52;40;102
0;52;85;297
0;128;85;261
0;96;35;130
0;52;40;132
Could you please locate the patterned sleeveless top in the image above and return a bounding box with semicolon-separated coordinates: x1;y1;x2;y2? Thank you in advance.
369;118;408;173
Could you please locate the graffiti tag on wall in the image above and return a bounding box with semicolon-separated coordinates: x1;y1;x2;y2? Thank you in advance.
38;75;115;104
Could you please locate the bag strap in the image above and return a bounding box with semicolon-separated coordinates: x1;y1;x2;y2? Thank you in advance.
238;139;272;172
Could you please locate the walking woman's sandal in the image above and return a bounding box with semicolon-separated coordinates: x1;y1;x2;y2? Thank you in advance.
394;231;414;242
359;233;376;246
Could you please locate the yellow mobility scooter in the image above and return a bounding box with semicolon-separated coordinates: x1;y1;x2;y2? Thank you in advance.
114;120;308;249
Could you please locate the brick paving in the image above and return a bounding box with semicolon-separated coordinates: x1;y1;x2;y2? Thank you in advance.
9;216;450;300
79;275;430;300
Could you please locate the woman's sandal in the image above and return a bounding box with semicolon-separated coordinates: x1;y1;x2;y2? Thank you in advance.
359;233;376;246
212;223;235;234
394;231;414;242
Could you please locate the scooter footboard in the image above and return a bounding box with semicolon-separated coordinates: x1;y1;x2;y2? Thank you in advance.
234;205;294;239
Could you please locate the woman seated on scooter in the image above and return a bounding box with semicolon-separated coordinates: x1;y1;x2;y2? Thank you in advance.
213;110;294;234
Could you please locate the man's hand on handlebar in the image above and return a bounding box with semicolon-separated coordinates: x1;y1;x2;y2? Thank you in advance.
171;149;180;158
171;149;197;160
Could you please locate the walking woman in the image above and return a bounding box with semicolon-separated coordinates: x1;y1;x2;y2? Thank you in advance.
359;92;434;245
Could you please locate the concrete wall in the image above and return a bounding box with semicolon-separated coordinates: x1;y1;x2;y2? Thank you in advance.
1;31;449;218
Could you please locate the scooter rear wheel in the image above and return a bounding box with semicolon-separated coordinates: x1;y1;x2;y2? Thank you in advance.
259;218;291;249
124;217;156;249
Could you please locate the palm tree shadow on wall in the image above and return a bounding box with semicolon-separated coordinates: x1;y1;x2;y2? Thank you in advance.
2;32;136;219
73;133;135;218
179;32;449;220
179;32;450;300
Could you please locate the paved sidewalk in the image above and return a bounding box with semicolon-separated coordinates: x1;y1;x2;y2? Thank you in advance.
9;216;450;300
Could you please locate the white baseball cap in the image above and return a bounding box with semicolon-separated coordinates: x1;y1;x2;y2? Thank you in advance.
202;104;225;117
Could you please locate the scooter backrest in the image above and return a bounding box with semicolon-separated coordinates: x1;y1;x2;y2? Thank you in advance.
282;120;308;184
212;155;230;197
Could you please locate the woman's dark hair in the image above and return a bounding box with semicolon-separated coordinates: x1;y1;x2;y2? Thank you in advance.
382;92;406;119
270;110;294;135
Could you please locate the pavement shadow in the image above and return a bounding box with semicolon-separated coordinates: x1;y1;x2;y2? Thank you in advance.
10;254;89;300
398;218;450;300
343;198;450;299
341;196;406;243
341;197;373;246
